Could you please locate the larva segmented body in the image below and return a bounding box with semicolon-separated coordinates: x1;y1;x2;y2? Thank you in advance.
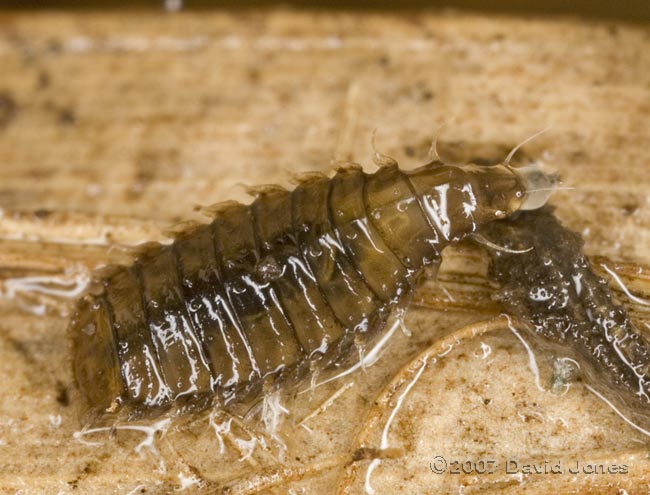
70;160;550;420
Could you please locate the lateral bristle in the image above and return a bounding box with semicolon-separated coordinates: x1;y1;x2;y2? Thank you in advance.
162;220;203;239
104;243;141;267
242;183;288;198
289;171;329;185
93;263;124;283
194;200;240;218
130;241;163;261
332;161;363;173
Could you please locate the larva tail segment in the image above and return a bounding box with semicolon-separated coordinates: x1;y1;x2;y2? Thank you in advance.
69;293;124;420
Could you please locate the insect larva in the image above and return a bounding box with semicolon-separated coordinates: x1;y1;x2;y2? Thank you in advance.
70;159;555;421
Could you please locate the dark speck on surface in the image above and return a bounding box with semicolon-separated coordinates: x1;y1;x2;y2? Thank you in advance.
56;381;70;407
58;107;76;126
0;92;17;129
622;202;639;216
37;70;51;90
34;208;53;219
377;54;390;66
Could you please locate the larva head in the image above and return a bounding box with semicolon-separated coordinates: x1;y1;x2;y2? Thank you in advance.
508;163;559;211
407;161;555;242
461;161;558;218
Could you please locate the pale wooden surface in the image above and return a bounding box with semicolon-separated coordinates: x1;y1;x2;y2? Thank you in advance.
1;9;650;495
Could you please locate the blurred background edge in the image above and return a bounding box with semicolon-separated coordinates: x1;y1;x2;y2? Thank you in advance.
0;0;648;24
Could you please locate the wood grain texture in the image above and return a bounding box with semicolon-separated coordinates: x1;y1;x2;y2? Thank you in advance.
1;8;650;494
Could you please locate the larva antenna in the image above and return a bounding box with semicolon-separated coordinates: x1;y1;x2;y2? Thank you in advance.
504;126;552;166
370;128;398;168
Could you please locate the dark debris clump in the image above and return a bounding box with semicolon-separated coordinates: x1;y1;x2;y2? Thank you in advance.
483;207;650;415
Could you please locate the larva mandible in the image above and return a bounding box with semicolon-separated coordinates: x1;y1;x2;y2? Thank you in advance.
70;158;555;421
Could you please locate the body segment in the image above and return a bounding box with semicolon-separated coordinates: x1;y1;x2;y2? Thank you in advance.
71;161;533;419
